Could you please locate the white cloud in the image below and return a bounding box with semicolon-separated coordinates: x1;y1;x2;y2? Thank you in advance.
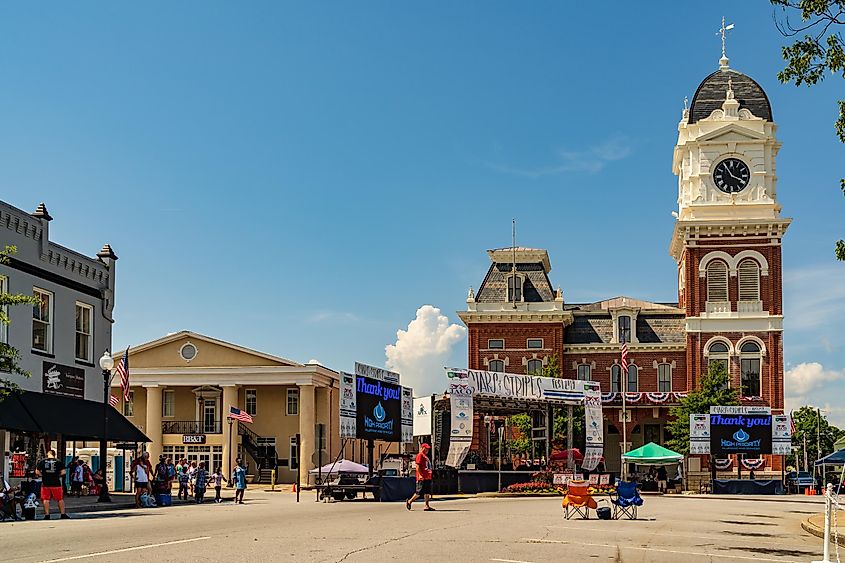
385;305;466;396
306;311;359;324
486;135;633;178
784;362;845;397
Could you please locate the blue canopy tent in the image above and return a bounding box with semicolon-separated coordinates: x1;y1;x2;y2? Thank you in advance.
815;449;845;467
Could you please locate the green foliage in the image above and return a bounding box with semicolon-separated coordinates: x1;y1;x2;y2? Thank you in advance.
665;362;739;455
0;246;39;403
541;353;561;378
787;405;845;470
509;412;532;456
771;1;845;259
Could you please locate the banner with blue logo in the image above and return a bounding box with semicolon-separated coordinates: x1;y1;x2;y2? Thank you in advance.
710;413;773;455
355;375;402;442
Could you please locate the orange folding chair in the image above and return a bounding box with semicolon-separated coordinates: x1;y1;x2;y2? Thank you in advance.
561;480;598;519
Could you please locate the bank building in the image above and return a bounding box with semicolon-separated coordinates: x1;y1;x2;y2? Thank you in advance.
458;49;789;484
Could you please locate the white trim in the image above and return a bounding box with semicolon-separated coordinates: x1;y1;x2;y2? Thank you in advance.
527;338;544;349
74;301;94;362
703;336;735;356
686;316;783;333
179;341;198;363
286;388;299;416
564;343;686;353
698;249;770;278
32;287;54;354
736;335;768;356
487;338;505;349
162;389;175;417
245;388;257;416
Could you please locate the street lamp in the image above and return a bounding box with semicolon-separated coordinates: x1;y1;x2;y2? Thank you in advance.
98;350;115;502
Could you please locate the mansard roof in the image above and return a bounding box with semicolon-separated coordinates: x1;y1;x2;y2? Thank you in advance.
689;68;772;124
475;247;555;303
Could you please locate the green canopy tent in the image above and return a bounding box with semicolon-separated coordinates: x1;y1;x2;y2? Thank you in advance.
621;442;684;465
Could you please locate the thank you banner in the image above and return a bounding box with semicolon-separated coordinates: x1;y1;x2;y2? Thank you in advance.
710;412;773;455
582;382;604;471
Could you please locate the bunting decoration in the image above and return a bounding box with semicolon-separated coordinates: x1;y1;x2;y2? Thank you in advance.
624;392;642;403
601;392;618;403
645;392;671;403
672;391;688;400
714;458;733;470
741;458;766;470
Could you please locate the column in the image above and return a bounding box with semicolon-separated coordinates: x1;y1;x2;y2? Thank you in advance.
298;384;316;472
222;385;238;478
144;386;163;463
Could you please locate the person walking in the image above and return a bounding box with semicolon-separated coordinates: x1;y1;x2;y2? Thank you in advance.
194;462;208;504
36;449;69;520
656;465;668;493
133;453;152;508
177;460;190;500
187;460;197;496
232;458;247;504
211;466;227;503
405;443;434;511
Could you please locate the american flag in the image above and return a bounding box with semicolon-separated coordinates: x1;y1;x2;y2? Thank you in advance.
620;332;629;373
108;395;119;407
789;411;796;435
116;346;130;401
227;406;253;423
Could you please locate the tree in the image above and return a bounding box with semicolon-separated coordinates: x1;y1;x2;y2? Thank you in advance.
771;0;845;259
665;362;739;455
787;405;845;470
0;246;38;403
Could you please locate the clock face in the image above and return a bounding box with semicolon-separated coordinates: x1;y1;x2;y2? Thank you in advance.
712;158;750;193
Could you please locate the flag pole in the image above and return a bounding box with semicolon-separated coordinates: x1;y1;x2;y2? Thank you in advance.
511;219;517;310
621;363;627;481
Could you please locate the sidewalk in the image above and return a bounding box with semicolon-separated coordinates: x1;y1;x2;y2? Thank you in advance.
22;490;241;518
802;510;845;547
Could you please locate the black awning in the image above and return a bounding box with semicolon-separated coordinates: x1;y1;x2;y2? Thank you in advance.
0;389;149;443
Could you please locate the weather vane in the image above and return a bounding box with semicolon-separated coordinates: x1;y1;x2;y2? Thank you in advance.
718;16;735;59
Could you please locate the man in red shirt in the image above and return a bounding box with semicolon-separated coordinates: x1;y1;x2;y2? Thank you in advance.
405;443;434;511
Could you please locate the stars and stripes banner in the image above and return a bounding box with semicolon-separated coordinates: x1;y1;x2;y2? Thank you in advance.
620;333;629;373
108;395;119;407
227;406;253;423
116;346;130;401
741;458;766;470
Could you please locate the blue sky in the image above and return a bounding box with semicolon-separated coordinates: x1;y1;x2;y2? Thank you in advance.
1;2;843;424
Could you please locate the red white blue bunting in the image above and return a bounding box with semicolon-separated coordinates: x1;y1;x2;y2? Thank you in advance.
714;458;733;470
741;458;766;470
601;392;618;403
672;391;688;400
646;392;671;403
624;392;642;403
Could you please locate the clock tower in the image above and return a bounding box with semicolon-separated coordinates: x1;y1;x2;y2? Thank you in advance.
670;51;791;413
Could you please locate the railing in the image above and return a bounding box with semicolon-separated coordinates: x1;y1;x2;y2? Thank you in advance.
705;301;731;314
162;420;223;434
737;300;763;313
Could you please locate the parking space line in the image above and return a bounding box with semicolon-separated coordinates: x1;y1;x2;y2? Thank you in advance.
40;536;212;562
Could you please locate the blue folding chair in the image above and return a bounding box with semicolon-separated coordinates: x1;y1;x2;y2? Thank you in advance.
611;480;643;520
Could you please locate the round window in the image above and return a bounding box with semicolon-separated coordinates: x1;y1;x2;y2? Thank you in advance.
180;343;197;361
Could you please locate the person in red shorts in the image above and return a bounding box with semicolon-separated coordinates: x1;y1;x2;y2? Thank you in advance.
36;449;69;520
405;442;434;511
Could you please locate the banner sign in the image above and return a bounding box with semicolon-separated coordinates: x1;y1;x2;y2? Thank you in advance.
446;367;591;405
340;372;357;438
709;413;773;455
690;413;711;454
445;370;473;467
42;362;85;399
182;435;206;444
355;376;402;442
413;396;432;436
401;387;413;443
710;406;771;415
355;362;400;385
582;382;604;471
772;414;792;455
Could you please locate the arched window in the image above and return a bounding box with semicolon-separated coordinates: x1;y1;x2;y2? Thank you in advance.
610;365;621;393
706;260;729;303
738;259;760;302
507;275;522;302
488;359;505;373
740;341;762;397
627;365;638;392
707;341;730;385
618;315;631;343
657;363;672;392
526;359;543;375
577;364;591;381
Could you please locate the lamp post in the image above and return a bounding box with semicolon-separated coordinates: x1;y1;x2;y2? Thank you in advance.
497;425;504;492
98;350;115;502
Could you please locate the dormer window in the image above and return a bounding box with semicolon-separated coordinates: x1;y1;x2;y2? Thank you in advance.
507;275;522;302
618;316;631;343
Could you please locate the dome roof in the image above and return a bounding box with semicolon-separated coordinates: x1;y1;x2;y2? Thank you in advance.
688;68;772;123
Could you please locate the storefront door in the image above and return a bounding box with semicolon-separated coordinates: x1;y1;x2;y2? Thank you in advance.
203;399;217;433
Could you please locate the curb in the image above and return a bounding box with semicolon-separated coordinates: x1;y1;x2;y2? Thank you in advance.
802;516;845;547
664;494;825;504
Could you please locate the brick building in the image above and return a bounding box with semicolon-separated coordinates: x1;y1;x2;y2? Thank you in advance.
458;53;789;475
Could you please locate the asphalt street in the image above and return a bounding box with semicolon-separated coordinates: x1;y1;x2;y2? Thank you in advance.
1;491;826;562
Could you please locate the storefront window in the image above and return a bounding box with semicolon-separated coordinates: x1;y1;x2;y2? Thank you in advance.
287;388;299;415
32;288;53;353
74;302;93;362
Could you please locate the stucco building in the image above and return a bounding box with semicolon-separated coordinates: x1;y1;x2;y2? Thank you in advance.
458;53;789;475
113;331;340;482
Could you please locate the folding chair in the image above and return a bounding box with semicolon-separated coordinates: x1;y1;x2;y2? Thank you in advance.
611;480;643;520
562;480;597;519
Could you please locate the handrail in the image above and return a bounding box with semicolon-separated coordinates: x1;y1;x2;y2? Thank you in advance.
162;420;223;434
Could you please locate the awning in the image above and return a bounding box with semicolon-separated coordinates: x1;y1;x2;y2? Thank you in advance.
815;449;845;467
622;442;684;465
0;389;149;443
